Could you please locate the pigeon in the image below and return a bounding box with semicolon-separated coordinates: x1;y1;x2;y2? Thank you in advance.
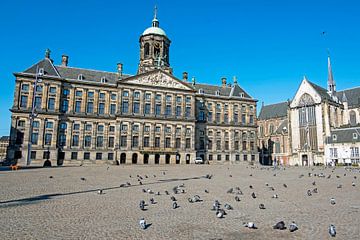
139;181;143;185
229;175;232;178
289;221;298;232
312;188;318;194
251;192;256;199
49;176;53;179
327;175;331;179
330;198;336;205
273;173;277;177
273;221;286;230
307;190;312;196
249;185;253;189
337;184;342;189
205;189;209;193
145;175;148;178
354;176;357;179
170;196;177;201
80;177;86;181
142;189;147;193
235;196;241;202
97;189;103;195
172;201;178;209
244;222;257;229
107;166;109;171
129;175;132;178
163;171;166;175
139;218;146;229
269;187;275;191
249;174;253;177
139;200;146;211
150;198;155;204
299;174;304;178
272;194;278;199
224;204;233;210
126;182;131;186
329;224;336;237
156;192;160;195
147;189;153;194
352;182;356;187
283;184;287;188
216;209;225;218
120;183;126;188
165;190;169;195
265;183;269;186
259;203;265;209
312;181;316;186
227;188;234;194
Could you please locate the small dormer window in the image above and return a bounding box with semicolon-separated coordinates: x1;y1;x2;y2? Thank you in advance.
38;68;44;76
215;90;220;96
332;134;337;141
353;133;358;140
240;93;244;98
199;88;204;94
78;74;84;80
101;77;107;83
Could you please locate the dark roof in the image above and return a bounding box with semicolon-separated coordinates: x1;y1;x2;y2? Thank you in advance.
258;102;288;120
55;66;132;84
23;58;60;77
326;127;360;143
307;81;334;102
193;83;252;98
0;136;9;142
337;87;360;108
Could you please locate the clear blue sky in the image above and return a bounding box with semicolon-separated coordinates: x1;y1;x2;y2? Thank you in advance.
0;0;359;136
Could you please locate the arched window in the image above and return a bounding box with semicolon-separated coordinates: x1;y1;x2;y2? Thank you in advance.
259;125;264;137
144;43;150;58
269;124;274;134
349;111;357;126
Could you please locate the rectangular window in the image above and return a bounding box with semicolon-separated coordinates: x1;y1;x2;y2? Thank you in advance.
84;136;91;147
250;141;255;151
48;98;55;110
244;155;248;161
72;135;79;147
235;141;239;150
209;155;213;161
208;140;212;150
133;102;140;114
96;136;103;147
43;151;50;160
234;113;238;123
185;138;191;148
34;96;42;109
225;141;229;150
73;123;80;130
122;101;129;113
88;91;94;98
249;115;254;124
185;107;191;117
45;122;53;129
85;124;92;131
108;137;114;148
84;152;90;160
33;121;39;128
166;126;171;133
186;96;191;103
71;152;78;160
75;101;81;113
155;104;161;115
217;154;221;161
236;155;240;161
145;103;151;115
99;92;105;99
98;103;105;114
97;125;104;132
165;105;172;116
251;154;255;161
242;141;247;150
155;137;160;148
208;112;213;122
75;90;82;97
132;136;139;147
200;138;205;149
21;84;29;91
155;94;161;101
61;100;68;112
145;93;151;100
31;133;39;145
111;93;117;101
176;127;181;134
120;136;127;147
122;91;129;97
49;87;56;94
108;153;114;160
110;104;116;115
175;138;181;148
121;124;128;131
176;96;182;103
59;134;66;146
87;102;93;113
63;89;70;96
143;137;150;147
144;126;150;132
30;151;36;160
134;91;140;99
224;114;229;123
20;95;28;108
242;114;246;124
44;133;52;145
176;106;181;117
165;137;171;148
226;155;230;161
216;113;221;123
96;153;102;160
133;125;139;132
216;140;221;150
109;126;115;132
166;95;172;102
36;85;43;92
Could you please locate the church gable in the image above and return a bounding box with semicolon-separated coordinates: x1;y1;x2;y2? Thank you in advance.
122;70;194;91
290;78;322;108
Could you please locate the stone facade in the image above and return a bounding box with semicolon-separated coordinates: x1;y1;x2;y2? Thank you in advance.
6;12;258;166
0;136;9;161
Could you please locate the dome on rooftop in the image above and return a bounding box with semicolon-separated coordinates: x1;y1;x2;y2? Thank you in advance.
142;26;167;36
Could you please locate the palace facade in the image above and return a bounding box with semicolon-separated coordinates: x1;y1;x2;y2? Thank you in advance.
6;12;258;166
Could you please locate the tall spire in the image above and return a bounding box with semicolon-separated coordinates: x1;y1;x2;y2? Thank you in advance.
152;5;159;27
327;53;336;95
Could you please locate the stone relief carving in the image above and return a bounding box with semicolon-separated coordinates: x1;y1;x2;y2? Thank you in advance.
127;72;188;89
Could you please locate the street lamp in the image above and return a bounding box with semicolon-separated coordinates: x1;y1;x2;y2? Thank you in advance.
26;65;42;165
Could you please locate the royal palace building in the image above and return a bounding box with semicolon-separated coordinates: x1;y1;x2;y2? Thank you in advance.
6;12;258;166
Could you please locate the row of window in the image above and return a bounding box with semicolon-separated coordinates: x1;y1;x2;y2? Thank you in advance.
203;111;254;124
208;154;256;161
204;139;255;151
207;102;254;112
208;130;256;139
329;147;359;158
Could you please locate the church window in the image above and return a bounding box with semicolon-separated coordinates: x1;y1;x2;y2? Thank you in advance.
349;111;357;126
144;43;150;57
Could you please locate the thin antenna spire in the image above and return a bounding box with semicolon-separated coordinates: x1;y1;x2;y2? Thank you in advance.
152;5;159;27
154;5;158;19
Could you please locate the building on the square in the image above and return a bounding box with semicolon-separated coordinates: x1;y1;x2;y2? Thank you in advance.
257;102;290;165
0;136;9;161
258;55;360;166
6;10;258;166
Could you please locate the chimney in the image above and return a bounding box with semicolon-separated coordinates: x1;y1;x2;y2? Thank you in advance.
221;77;227;87
61;55;69;67
182;72;188;81
192;77;196;85
117;63;123;78
45;48;51;59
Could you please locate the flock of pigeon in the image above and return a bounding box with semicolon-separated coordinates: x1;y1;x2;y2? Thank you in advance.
66;166;358;238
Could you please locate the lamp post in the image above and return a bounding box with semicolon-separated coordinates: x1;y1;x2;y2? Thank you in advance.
26;66;42;166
